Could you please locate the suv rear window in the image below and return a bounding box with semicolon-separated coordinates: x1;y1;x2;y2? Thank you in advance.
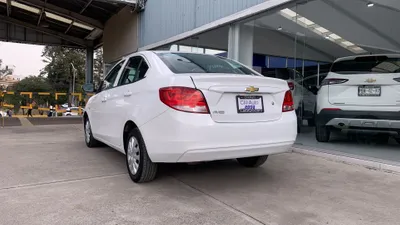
156;52;258;75
331;56;400;74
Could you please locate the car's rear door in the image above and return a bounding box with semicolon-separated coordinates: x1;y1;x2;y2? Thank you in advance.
105;55;145;148
327;55;400;107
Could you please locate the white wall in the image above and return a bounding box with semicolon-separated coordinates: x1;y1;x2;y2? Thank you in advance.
103;7;139;63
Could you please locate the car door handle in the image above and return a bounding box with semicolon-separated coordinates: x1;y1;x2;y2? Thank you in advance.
101;97;107;102
124;91;132;97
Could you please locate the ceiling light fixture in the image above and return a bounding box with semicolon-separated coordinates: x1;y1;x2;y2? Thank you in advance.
279;8;367;54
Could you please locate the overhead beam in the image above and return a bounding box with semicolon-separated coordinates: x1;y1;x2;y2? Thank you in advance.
0;14;86;46
17;0;104;30
322;0;400;49
80;0;93;14
37;9;43;26
65;21;74;34
6;0;11;16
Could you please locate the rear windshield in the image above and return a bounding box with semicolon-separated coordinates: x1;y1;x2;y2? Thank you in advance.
156;52;258;75
331;56;400;74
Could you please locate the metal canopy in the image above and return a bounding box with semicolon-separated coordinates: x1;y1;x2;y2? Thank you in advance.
0;0;138;48
151;0;400;63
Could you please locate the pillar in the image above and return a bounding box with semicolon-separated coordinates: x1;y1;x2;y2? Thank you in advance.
85;47;94;84
227;23;254;67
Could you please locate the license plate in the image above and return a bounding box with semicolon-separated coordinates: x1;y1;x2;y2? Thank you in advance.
236;96;264;113
358;86;381;96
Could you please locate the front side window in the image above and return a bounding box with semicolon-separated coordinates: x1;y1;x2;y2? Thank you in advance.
156;52;259;75
99;61;124;92
331;56;400;74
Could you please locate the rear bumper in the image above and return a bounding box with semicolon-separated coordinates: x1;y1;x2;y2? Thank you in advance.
139;110;297;163
316;109;400;130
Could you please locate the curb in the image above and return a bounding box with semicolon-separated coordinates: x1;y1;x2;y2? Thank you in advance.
291;145;400;174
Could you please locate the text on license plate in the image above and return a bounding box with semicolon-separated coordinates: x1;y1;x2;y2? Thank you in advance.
236;96;264;113
358;86;381;96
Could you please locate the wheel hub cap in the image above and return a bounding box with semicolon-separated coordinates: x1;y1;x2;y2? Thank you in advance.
127;136;140;175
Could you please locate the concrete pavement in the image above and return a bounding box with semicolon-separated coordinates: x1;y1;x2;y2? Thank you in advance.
1;125;400;225
0;117;82;127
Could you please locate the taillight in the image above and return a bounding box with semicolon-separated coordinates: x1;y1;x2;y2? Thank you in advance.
287;81;295;91
282;90;294;112
320;78;348;86
159;86;209;114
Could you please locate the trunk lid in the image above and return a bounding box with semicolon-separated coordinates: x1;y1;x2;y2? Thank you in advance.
328;72;400;106
190;74;289;123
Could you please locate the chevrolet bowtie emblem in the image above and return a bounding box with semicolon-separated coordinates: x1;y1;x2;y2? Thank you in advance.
245;86;259;93
365;78;376;83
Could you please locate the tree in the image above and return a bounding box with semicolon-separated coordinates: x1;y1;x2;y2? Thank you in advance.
94;47;104;87
41;46;104;90
41;46;86;93
0;59;13;80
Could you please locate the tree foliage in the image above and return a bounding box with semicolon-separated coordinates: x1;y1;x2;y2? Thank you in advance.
41;46;105;92
41;46;86;93
5;76;53;113
94;47;104;87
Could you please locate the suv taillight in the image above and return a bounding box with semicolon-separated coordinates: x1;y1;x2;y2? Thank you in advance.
159;87;209;114
282;90;294;112
287;81;295;91
320;78;348;86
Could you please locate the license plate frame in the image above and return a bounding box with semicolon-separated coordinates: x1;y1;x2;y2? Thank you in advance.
236;95;264;114
358;85;381;97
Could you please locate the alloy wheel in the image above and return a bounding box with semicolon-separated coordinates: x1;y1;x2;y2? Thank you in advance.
85;120;91;144
127;136;140;175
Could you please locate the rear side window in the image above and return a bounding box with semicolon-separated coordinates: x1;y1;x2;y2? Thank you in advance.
156;52;258;75
331;56;400;74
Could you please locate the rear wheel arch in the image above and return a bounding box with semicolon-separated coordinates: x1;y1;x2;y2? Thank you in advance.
123;120;139;152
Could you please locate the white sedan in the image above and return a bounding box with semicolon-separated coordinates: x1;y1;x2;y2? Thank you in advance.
83;51;297;183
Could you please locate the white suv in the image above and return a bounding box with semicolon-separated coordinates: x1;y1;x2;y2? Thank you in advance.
83;51;297;183
315;54;400;142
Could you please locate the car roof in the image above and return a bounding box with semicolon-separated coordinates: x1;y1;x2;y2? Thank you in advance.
335;54;400;63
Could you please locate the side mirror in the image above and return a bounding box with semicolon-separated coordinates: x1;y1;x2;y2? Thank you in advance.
82;83;95;93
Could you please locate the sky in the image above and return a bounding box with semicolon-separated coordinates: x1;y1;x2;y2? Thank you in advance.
0;42;46;79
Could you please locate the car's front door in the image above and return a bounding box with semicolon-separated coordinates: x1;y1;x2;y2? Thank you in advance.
91;60;125;142
105;56;146;148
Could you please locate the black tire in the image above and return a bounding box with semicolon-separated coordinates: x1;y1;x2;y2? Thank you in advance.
375;133;390;144
308;118;316;127
125;128;158;183
315;125;330;142
84;118;102;148
237;155;268;168
393;137;400;145
297;117;302;134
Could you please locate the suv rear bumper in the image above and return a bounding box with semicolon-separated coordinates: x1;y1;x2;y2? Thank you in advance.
316;109;400;130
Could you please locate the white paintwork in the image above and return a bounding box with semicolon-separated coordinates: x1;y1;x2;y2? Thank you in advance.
317;54;400;114
85;51;297;162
